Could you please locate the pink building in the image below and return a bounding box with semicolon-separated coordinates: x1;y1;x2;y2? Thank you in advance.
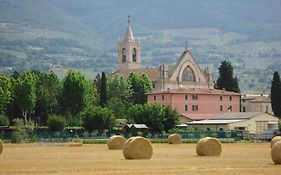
147;88;241;123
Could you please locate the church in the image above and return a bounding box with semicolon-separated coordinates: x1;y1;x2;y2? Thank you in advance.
114;17;240;122
114;16;213;91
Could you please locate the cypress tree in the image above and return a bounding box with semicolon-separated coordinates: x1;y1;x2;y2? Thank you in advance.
271;71;281;118
216;60;240;93
100;72;107;107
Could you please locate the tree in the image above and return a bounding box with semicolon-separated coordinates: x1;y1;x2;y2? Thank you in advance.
82;106;116;133
0;74;12;114
271;71;281;118
215;60;240;93
47;115;66;132
99;72;107;107
162;106;179;132
106;98;127;119
14;72;37;124
61;70;98;116
34;71;61;124
128;72;152;104
107;74;132;105
127;103;179;133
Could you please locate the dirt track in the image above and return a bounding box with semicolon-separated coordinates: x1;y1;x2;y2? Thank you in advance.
0;143;280;175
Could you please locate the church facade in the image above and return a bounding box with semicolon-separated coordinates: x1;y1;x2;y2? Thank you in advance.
115;17;214;91
114;17;241;122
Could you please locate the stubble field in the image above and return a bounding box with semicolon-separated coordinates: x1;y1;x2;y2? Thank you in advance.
0;143;280;175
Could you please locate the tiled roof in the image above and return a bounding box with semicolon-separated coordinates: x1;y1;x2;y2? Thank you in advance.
147;87;240;96
181;113;217;120
210;112;263;120
112;68;159;81
189;119;242;124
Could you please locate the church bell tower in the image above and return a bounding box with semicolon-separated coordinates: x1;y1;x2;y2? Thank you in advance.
117;15;141;71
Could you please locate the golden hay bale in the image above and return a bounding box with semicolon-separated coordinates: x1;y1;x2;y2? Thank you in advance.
271;140;281;164
123;136;153;160
0;139;3;154
168;134;182;144
271;136;281;148
107;135;126;150
196;137;222;156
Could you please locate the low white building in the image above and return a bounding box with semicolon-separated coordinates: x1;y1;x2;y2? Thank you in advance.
187;112;279;134
241;94;273;114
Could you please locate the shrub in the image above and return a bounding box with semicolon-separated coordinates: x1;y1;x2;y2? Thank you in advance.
0;115;9;126
47;115;66;132
11;118;27;143
11;131;24;143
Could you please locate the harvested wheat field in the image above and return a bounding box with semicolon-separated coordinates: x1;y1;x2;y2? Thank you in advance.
0;143;280;175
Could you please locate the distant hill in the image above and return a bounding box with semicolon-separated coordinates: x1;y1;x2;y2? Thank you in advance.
1;0;281;80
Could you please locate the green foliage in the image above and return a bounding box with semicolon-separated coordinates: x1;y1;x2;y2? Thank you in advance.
271;71;281;118
127;103;179;133
47;115;66;132
14;72;37;123
61;70;98;116
0;115;9;126
11;118;27;143
215;60;240;93
0;74;12;114
107;74;132;105
99;72;107;107
82;106;116;132
106;98;127;119
33;71;61;124
128;73;152;104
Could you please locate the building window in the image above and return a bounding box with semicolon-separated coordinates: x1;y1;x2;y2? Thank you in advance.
220;96;223;101
219;128;224;131
185;95;188;100
153;95;156;100
228;105;232;112
185;105;188;111
152;83;155;88
220;105;223;112
162;105;165;108
162;95;165;100
122;48;126;62
229;96;232;101
132;48;137;62
207;128;210;131
243;106;246;112
192;94;198;100
192;105;198;111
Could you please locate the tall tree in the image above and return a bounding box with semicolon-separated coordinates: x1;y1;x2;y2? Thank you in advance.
107;74;132;105
33;71;61;124
100;72;107;107
128;72;152;104
216;60;240;93
0;74;12;115
61;70;97;116
14;72;37;124
271;71;281;118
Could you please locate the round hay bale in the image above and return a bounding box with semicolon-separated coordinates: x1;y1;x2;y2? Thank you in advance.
0;139;3;154
123;136;153;159
271;140;281;164
196;137;222;156
107;135;126;150
271;136;281;148
168;134;182;144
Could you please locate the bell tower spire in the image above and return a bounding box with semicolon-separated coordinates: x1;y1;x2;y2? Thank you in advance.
117;15;141;71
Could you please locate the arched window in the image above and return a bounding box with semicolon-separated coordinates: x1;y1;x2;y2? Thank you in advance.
132;48;137;62
182;66;196;82
122;48;126;62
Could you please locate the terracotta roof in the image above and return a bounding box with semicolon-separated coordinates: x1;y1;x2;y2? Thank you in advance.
181;113;217;121
112;68;159;81
147;87;240;96
210;112;263;120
